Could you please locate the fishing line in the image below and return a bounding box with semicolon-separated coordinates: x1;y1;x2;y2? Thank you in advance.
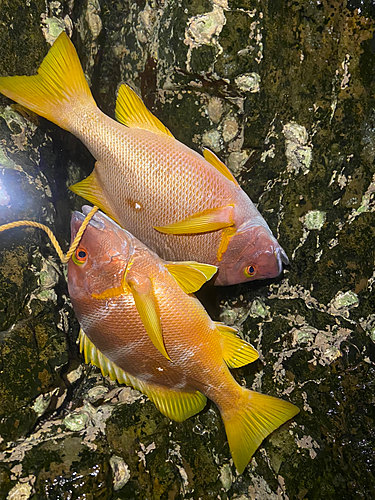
0;205;99;263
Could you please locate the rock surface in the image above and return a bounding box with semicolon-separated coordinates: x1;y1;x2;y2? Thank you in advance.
0;0;375;498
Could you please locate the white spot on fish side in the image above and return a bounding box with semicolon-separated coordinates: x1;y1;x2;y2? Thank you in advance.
156;366;164;372
135;202;142;210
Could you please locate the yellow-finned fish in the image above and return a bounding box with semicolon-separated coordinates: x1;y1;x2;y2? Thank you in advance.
0;32;289;286
67;206;299;473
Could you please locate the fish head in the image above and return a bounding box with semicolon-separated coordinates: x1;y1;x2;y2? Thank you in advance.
68;206;133;302
215;217;289;285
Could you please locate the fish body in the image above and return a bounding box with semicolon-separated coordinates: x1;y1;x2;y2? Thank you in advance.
67;206;299;473
0;32;289;285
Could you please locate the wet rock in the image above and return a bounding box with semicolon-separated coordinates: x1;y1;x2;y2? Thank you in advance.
0;0;375;498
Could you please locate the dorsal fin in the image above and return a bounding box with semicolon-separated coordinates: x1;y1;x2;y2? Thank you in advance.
215;322;259;368
165;261;217;294
203;148;239;185
79;328;206;421
115;84;174;138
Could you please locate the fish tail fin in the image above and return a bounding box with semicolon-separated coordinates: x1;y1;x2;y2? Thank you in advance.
0;32;96;131
220;388;299;473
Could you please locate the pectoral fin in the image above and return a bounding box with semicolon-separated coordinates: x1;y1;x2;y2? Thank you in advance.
154;205;235;235
79;328;206;421
69;167;121;225
165;261;217;293
127;275;170;361
215;322;259;368
116;84;174;138
203;148;239;185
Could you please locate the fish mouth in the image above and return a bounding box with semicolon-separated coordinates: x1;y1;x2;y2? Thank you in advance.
81;205;106;229
71;206;105;240
275;247;290;274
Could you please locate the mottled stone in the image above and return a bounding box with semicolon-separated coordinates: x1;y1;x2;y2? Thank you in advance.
0;0;375;499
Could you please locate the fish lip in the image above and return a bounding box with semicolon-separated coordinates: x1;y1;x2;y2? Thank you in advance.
70;207;106;241
81;205;106;230
275;247;290;274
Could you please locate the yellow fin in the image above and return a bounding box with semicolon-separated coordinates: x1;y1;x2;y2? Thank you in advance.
69;168;121;226
127;276;170;361
146;385;207;422
0;31;96;131
222;389;299;473
215;322;259;368
154;205;234;235
165;261;217;293
216;226;237;262
116;84;174;138
203;148;239;185
92;286;124;300
79;328;206;421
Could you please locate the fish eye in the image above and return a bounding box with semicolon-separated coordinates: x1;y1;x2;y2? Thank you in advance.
72;247;87;266
244;265;256;278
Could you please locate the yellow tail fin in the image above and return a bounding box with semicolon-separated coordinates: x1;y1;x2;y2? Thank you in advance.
222;389;299;473
0;32;96;131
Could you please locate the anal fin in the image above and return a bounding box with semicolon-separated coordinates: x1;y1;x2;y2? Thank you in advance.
79;328;206;421
215;322;259;368
154;205;234;235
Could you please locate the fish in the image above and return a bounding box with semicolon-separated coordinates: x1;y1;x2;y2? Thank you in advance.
0;31;289;286
67;205;299;473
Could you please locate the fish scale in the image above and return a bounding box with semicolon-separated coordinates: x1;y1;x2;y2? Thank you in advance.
76;120;239;262
0;31;289;285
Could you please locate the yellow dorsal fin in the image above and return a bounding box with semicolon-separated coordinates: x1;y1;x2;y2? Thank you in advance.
79;328;206;421
115;84;174;138
203;148;239;185
69;167;121;226
154;205;234;235
126;275;170;361
215;322;259;368
0;31;96;131
165;261;217;293
221;388;299;473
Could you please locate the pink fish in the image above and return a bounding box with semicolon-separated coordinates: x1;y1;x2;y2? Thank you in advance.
68;206;299;473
